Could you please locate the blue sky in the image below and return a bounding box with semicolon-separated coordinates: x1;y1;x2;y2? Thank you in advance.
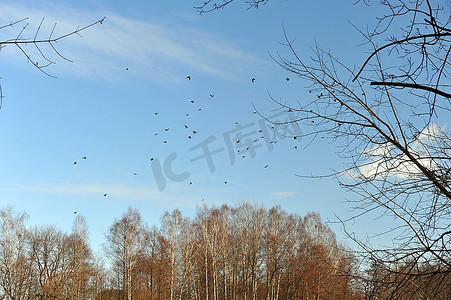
0;0;392;252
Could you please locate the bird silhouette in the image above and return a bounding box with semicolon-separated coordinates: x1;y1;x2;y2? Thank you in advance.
82;156;87;160
150;157;154;161
134;173;137;176
154;112;158;115
125;68;129;71
186;76;191;80
74;211;77;214
73;162;77;165
190;100;195;103
286;77;290;81
185;125;188;129
193;130;197;134
264;165;268;168
224;181;227;184
251;78;255;83
103;194;107;197
165;128;169;131
210;94;215;98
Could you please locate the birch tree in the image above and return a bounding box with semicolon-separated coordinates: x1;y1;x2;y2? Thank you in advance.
104;207;147;300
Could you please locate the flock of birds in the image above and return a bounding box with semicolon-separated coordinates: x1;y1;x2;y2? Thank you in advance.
72;74;300;202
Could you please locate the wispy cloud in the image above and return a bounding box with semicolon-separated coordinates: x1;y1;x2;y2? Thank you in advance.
0;2;259;83
271;191;295;199
11;181;198;208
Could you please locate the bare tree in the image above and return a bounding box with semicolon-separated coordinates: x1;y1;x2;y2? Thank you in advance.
0;15;105;108
27;225;73;299
104;207;147;300
269;1;450;295
0;207;30;300
160;209;184;300
66;215;94;300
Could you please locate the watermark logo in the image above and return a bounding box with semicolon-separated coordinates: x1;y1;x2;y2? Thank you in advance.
151;112;301;191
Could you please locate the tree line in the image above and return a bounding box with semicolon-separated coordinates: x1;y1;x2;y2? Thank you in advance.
2;202;449;300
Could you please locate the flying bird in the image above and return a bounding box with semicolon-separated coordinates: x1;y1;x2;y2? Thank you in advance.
186;76;191;80
134;173;137;176
286;77;290;81
82;156;87;160
210;94;215;98
264;165;268;168
165;128;169;131
190;100;195;103
73;161;77;165
74;211;77;214
125;68;129;71
251;78;255;83
154;112;158;115
150;157;154;161
184;125;188;129
103;194;107;197
224;181;227;184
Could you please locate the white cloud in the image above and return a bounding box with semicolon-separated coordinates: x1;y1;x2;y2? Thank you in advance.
0;2;259;83
358;123;448;179
271;191;295;199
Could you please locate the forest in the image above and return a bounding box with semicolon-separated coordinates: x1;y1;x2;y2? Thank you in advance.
1;203;449;299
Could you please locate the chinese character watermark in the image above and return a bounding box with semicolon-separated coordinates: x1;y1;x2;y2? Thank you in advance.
151;112;301;191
